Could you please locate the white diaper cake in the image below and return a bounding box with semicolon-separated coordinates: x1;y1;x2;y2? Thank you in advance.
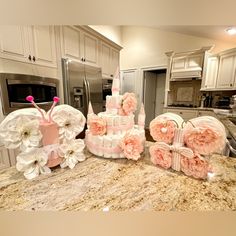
85;69;146;160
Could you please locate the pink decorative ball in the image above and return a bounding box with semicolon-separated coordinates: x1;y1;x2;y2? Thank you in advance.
26;95;34;102
53;96;60;103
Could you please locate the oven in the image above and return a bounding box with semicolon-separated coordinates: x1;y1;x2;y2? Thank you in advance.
102;79;112;110
0;73;59;115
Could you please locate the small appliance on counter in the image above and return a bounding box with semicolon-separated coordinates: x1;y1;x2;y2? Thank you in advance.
215;96;231;109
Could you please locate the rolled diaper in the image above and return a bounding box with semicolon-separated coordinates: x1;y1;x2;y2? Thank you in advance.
149;112;184;144
103;135;112;158
183;116;226;155
112;136;121;158
97;136;104;157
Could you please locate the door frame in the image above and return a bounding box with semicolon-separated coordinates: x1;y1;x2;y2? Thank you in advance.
140;65;167;104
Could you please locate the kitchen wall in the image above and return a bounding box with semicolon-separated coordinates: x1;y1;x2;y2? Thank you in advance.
89;25;122;45
120;26;236;70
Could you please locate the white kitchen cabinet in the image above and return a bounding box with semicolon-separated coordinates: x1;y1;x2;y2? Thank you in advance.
61;26;99;67
0;26;30;63
166;108;198;121
29;26;57;67
0;26;57;68
216;52;236;89
0;146;10;170
198;110;217;118
171;53;203;78
61;26;82;60
100;41;120;78
202;57;219;90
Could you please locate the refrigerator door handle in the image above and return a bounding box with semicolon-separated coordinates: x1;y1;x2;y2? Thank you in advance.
86;79;91;102
84;78;89;107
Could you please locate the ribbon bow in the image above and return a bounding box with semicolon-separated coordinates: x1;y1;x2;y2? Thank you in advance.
155;142;194;159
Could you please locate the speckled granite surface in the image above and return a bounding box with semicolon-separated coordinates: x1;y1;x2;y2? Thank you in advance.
0;142;236;211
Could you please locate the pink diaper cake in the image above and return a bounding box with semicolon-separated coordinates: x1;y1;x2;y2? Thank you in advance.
149;112;227;180
85;69;146;160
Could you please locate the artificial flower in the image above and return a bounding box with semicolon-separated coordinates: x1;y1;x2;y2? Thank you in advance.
16;147;51;180
58;139;86;169
120;134;143;160
149;118;176;144
52;109;85;140
89;115;106;135
120;93;137;115
149;144;172;169
0;116;42;151
180;154;209;179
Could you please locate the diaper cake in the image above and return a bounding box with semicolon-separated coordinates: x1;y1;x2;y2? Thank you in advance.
149;112;227;180
85;69;146;160
0;96;86;180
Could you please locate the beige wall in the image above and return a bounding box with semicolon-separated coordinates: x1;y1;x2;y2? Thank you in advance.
120;26;236;70
89;25;122;46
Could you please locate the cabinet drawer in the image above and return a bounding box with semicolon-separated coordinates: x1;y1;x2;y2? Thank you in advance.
198;110;216;117
167;109;198;121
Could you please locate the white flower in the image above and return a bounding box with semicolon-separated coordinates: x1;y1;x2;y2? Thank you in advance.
16;148;51;180
58;139;86;169
51;105;86;140
0;116;42;151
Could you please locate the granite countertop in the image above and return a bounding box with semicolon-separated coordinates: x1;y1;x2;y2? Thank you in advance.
0;142;236;211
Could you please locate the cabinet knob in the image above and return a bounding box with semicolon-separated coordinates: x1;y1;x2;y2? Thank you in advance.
180;112;183;114
230;83;233;87
28;55;31;61
111;74;113;77
81;57;84;61
33;56;35;62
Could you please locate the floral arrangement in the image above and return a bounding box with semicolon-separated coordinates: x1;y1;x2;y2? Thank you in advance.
149;113;226;180
0;96;86;180
119;92;137;115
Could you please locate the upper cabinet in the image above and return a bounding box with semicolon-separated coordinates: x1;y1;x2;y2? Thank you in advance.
202;56;218;90
201;48;236;91
216;51;236;89
61;26;121;78
100;41;120;78
0;26;57;68
169;46;212;80
60;26;99;67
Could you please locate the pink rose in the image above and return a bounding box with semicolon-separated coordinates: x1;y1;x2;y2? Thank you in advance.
120;134;143;160
149;144;172;169
149;118;176;144
89;115;106;135
180;154;209;179
121;93;137;115
183;126;224;155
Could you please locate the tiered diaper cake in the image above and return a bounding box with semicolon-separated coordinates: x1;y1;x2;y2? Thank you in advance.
85;71;146;160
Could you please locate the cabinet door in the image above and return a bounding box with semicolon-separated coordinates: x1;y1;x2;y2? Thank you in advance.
0;26;30;63
198;110;216;118
172;57;186;72
0;146;10;170
82;32;99;66
186;54;203;71
101;42;111;78
203;57;218;89
30;26;57;68
110;48;119;77
61;26;82;60
216;53;235;89
167;109;198;121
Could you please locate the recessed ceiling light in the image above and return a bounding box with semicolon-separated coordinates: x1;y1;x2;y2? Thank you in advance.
226;27;236;35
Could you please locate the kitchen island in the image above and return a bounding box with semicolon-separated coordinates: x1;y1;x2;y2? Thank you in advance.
0;142;236;211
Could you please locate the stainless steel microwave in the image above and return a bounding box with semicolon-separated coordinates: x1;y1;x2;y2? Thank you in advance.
0;73;59;115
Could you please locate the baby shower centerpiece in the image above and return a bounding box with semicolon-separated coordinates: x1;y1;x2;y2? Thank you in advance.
149;113;227;179
85;68;146;160
0;96;86;180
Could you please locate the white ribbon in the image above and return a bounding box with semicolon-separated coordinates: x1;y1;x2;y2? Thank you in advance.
155;142;194;159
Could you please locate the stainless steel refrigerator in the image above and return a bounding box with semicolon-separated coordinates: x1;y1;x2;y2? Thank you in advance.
61;58;103;117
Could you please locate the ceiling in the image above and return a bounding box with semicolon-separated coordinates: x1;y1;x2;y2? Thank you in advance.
155;26;236;44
